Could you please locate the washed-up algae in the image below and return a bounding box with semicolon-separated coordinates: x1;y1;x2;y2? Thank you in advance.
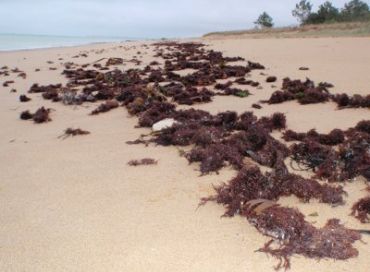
20;41;369;270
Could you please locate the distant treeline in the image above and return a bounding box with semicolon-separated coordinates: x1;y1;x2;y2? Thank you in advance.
293;0;370;25
255;0;370;29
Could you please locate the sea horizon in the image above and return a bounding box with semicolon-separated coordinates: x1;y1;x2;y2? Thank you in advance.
0;33;144;52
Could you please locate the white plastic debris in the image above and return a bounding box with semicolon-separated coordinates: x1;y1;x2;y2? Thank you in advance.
152;118;178;132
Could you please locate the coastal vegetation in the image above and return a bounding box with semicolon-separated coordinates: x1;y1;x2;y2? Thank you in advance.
205;0;370;38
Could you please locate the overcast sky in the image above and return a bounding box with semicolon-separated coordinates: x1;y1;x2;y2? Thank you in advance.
0;0;366;38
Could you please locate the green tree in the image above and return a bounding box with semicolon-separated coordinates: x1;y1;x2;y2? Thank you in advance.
318;1;340;22
254;12;274;28
306;1;340;24
292;0;313;24
341;0;370;21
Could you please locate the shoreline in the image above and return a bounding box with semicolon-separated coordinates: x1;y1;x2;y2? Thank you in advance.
5;33;369;54
0;40;140;53
0;35;199;53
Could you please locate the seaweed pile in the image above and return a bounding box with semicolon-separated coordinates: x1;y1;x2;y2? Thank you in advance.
352;195;370;223
22;42;265;111
264;77;370;108
284;121;370;182
202;165;344;215
19;94;31;102
20;107;51;123
244;204;361;270
91;100;119;115
263;78;331;105
18;41;369;269
150;111;290;174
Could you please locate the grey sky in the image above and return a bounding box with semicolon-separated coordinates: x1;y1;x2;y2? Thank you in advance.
0;0;365;38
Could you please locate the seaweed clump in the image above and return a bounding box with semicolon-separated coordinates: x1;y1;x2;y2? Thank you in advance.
20;107;51;123
263;78;332;105
91;100;119;115
17;41;369;269
288;121;370;182
150;111;289;174
332;93;370;109
127;158;158;166
351;196;370;223
263;77;369;109
203;165;344;216
283;129;345;146
33;107;51;123
19;95;31;102
201;165;355;269
59;128;90;139
266;76;277;83
244;204;361;270
20;110;33;120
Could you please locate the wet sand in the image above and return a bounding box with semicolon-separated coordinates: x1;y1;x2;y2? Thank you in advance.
0;37;369;271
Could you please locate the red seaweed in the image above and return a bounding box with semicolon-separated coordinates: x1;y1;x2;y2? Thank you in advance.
33;107;51;123
17;41;369;269
19;95;31;102
60;128;90;138
127;158;158;166
244;205;360;270
3;80;14;87
90;100;119;115
289;123;370;182
20;107;51;123
20;110;33;120
266;76;277;83
351;196;370;223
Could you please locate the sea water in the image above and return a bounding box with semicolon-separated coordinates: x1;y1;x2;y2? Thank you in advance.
0;33;132;51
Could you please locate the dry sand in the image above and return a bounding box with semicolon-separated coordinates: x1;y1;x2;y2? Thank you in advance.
0;37;369;271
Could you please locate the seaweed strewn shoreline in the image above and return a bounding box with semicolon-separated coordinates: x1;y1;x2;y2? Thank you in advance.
12;41;370;270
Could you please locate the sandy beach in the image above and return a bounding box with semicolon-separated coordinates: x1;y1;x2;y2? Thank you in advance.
0;37;369;272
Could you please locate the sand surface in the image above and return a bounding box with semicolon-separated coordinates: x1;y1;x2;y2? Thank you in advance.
0;38;369;271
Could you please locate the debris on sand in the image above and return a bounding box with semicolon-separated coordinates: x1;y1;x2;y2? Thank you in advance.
264;78;331;105
20;110;33;120
28;83;62;94
244;205;360;270
266;76;277;83
152;118;178;132
91;100;119;115
263;77;370;110
332;93;370;109
351;196;370;223
106;58;123;66
19;95;31;102
17;41;369;269
248;61;265;70
127;158;158;166
59;128;90;139
33;107;51;123
3;80;14;87
202;164;344;214
235;77;260;87
18;72;27;79
283;128;345;146
287;120;370;182
252;103;262;109
201;164;357;269
20;107;51;123
299;67;310;70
